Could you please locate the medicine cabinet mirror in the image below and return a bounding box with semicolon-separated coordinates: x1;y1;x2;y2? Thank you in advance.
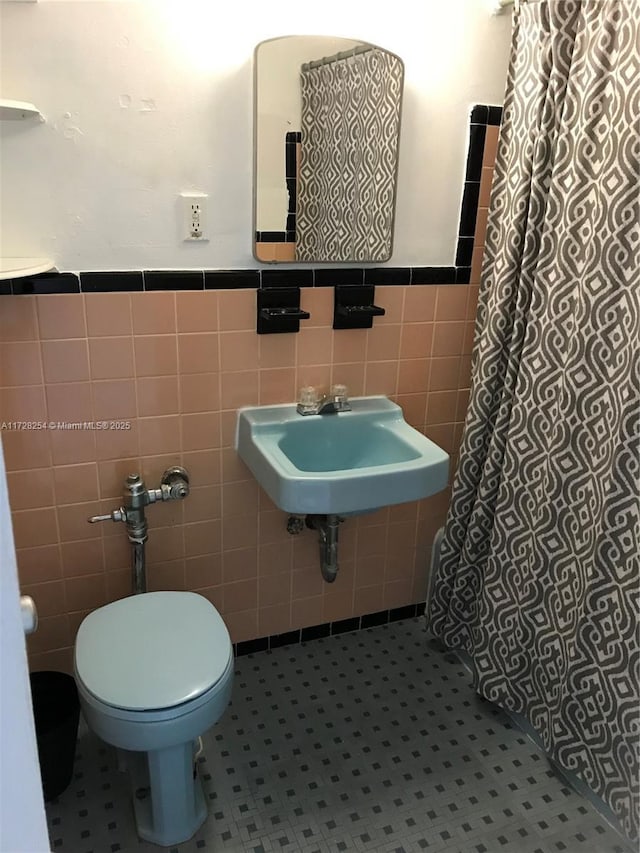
253;35;404;264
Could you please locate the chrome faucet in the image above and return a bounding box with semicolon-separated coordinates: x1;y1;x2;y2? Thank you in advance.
297;385;352;416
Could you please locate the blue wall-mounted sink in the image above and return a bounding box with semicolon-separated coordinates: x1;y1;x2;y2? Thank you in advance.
236;396;449;515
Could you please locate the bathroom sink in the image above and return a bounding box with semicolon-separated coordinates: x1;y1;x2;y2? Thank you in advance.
235;396;449;515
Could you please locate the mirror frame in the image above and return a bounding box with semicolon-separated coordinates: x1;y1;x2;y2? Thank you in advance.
252;34;405;265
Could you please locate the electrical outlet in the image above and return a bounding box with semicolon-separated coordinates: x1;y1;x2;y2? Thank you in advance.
181;193;208;241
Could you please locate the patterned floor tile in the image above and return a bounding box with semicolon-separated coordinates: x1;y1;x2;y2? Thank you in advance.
45;618;632;853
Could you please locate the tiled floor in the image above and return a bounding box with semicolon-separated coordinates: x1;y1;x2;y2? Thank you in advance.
46;618;632;853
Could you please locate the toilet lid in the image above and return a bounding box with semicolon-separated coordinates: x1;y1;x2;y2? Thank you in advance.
75;592;232;711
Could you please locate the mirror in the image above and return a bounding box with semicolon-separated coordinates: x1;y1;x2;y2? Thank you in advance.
253;35;404;264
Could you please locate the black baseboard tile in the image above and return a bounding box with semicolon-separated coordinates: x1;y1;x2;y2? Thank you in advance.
0;281;11;296
11;272;80;295
234;604;426;657
331;617;361;636
236;637;269;657
388;603;420;623
360;610;389;629
205;270;260;290
455;266;472;284
144;270;204;290
300;622;331;642
80;271;143;292
269;629;301;649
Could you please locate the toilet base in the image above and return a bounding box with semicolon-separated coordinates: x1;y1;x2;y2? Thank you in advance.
123;742;206;847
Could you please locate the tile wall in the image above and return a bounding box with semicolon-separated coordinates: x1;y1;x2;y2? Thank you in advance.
0;111;499;672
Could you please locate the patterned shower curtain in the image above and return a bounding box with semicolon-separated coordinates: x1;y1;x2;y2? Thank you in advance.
429;0;639;841
295;48;403;262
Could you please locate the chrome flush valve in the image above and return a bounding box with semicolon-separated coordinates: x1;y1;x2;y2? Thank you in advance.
161;466;190;500
88;466;190;541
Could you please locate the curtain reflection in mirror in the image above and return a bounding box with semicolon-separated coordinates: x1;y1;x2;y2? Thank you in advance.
296;48;403;262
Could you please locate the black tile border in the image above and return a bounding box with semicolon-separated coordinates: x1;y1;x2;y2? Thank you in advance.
314;267;364;287
256;231;288;243
205;270;260;290
466;123;487;184
364;267;411;286
454;103;503;281
256;133;301;244
10;272;80;295
458;181;481;238
4;264;471;295
411;266;457;286
488;105;503;126
3;105;502;298
261;268;315;289
80;271;143;292
234;603;423;657
455;236;474;267
143;270;204;291
470;104;488;124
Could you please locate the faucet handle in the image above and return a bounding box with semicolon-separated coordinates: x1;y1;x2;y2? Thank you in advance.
299;386;319;406
88;508;125;524
297;385;321;415
330;384;349;400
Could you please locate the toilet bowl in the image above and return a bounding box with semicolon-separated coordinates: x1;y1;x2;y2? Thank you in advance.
74;591;233;847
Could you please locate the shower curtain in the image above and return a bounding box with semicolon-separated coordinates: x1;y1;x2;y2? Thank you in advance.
428;0;639;841
295;48;403;262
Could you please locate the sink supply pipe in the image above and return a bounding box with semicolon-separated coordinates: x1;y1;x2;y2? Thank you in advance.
305;514;341;583
88;467;190;594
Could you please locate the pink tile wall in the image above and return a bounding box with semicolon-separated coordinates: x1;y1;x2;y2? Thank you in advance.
0;283;476;671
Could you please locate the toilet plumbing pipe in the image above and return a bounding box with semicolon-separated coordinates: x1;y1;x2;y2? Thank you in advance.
132;541;146;596
88;467;190;595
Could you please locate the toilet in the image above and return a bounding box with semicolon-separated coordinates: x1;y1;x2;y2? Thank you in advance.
74;591;233;847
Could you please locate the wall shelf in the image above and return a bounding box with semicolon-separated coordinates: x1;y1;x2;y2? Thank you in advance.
0;99;42;120
1;99;48;281
0;258;54;281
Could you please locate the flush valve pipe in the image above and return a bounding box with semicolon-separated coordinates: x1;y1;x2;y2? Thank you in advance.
88;466;190;594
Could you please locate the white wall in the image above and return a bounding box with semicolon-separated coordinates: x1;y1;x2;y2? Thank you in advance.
0;0;512;270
